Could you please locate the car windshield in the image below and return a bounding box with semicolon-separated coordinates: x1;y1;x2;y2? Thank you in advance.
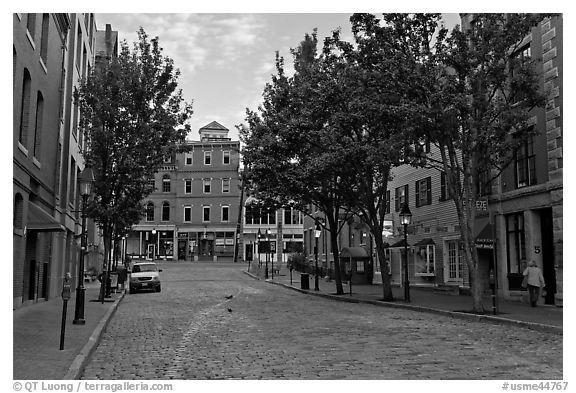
132;264;157;273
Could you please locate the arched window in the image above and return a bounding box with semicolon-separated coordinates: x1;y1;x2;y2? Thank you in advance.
162;202;170;221
27;13;36;40
33;92;44;159
162;174;171;192
145;202;154;222
40;14;49;64
19;69;32;147
13;194;24;229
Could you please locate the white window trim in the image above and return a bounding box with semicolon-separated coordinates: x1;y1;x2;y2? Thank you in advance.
415;244;436;277
183;206;192;223
184;179;192;194
202;206;211;223
221;205;230;222
204;151;212;165
203;179;211;194
185;152;193;166
222;178;230;193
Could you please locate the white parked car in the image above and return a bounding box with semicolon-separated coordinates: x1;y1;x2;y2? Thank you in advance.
129;262;162;293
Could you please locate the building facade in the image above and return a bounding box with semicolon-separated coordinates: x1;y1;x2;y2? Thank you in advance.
127;122;243;262
242;200;305;270
13;13;113;309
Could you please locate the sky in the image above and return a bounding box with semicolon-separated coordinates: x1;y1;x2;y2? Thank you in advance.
94;12;461;142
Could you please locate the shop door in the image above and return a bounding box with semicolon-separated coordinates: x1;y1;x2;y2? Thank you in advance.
147;244;155;260
539;208;556;304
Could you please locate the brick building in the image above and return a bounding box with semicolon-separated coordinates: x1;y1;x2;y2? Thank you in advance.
126;122;243;262
13;13;113;309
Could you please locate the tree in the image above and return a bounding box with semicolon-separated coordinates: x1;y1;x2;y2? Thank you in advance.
77;28;193;297
240;32;358;295
406;13;547;312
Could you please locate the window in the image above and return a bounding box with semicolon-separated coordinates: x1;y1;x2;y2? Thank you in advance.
415;244;435;276
515;138;536;188
147;179;155;191
245;206;275;225
222;178;230;193
440;172;447;201
477;167;492;196
183;206;191;222
204;151;212;165
223;151;230;165
203;206;211;222
511;45;532;103
75;23;82;70
203;179;211;194
162;202;170;221
184;179;192;194
184;152;193;166
163;154;172;164
33;92;44;159
40;14;49;64
27;13;36;40
14;194;24;229
415;177;432;207
395;185;408;212
447;240;464;281
506;213;526;275
385;190;390;214
82;45;87;79
284;208;303;225
68;158;76;207
72;87;79;139
19;69;32;147
145;203;154;221
222;206;229;222
162;175;171;192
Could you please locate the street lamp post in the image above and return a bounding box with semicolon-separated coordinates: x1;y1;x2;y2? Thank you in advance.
151;229;157;260
399;202;412;303
265;229;270;279
73;167;94;325
314;221;322;291
257;228;262;269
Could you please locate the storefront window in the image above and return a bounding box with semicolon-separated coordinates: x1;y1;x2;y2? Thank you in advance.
415;244;435;276
506;213;526;274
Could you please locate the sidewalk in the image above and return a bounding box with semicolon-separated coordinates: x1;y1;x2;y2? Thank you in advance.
13;282;124;380
247;268;562;334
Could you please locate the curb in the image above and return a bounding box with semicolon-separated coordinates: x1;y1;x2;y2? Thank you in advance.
244;271;562;335
63;292;126;380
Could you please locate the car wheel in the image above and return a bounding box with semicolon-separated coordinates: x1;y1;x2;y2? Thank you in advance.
156;285;161;292
130;286;136;294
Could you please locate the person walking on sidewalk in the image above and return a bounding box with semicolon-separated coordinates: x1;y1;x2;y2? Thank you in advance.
523;260;546;307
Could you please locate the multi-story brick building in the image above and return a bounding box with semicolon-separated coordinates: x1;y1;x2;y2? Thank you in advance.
126;121;243;262
13;13;113;309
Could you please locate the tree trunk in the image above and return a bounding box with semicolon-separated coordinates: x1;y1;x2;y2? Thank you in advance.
374;234;394;301
326;214;344;295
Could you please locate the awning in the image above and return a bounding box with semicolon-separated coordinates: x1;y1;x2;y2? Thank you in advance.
389;239;410;248
474;216;494;247
413;238;435;247
26;202;65;232
340;247;369;258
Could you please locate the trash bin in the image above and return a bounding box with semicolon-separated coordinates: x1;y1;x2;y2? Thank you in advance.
301;273;310;290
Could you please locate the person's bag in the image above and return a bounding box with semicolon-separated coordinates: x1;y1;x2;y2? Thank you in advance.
521;276;528;288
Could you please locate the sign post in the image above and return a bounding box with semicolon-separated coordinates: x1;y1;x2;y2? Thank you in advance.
60;274;72;350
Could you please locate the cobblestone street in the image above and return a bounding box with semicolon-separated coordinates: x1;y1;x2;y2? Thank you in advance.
81;262;562;380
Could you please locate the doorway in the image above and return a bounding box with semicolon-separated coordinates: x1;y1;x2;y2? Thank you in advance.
539;208;556;304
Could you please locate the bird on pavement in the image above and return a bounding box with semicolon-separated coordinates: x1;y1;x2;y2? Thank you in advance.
225;295;233;299
227;308;233;312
